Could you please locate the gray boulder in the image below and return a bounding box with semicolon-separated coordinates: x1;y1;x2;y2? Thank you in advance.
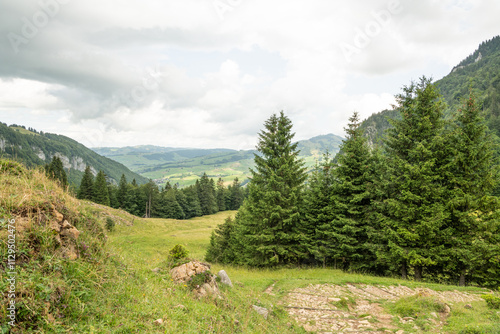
217;270;233;287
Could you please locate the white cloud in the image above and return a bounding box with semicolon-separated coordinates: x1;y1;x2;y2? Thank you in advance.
0;0;497;149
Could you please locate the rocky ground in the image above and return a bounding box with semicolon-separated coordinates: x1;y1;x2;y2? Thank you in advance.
273;283;483;333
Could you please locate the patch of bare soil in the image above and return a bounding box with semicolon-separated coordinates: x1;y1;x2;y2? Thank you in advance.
279;283;482;333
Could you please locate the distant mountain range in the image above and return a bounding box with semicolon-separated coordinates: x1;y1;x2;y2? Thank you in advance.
0;123;148;186
93;134;345;187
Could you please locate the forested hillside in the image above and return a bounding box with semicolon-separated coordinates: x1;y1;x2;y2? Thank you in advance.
361;35;500;145
0;122;148;186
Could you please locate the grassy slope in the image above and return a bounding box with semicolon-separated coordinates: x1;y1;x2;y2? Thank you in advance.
2;159;498;333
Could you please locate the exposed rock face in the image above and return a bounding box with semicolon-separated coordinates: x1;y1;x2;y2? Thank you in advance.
170;261;211;282
32;147;46;160
170;261;220;299
50;209;80;259
194;274;220;299
217;270;233;287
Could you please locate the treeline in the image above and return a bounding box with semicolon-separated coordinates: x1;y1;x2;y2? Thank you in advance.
206;77;500;288
77;166;246;219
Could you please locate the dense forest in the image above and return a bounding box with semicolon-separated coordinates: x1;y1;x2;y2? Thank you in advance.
73;165;246;220
206;78;500;288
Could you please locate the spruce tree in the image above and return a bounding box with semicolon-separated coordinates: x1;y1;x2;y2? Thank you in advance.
229;177;244;210
444;90;500;285
93;170;110;206
303;152;337;267
78;166;94;200
198;173;218;215
330;112;377;271
205;216;237;264
182;185;203;218
117;174;129;208
381;77;449;280
46;156;68;188
161;188;185;219
216;178;226;211
234;111;307;266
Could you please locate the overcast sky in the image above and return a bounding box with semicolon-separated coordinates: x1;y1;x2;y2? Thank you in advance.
0;0;498;150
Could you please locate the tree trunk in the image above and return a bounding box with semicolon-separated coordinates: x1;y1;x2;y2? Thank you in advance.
401;262;407;280
414;265;422;281
459;268;466;286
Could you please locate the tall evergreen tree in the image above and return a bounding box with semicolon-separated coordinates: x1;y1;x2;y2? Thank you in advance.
93;170;110;206
381;77;449;280
45;156;68;188
160;188;185;219
330;112;377;271
303;152;337;267
198;173;218;215
234;111;307;266
78;166;94;200
444;90;500;285
182;185;203;218
216;178;226;211
117;174;129;208
229;177;244;210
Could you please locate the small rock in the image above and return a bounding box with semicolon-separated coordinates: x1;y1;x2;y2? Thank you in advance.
153;319;163;325
53;210;64;222
62;220;72;229
60;226;80;239
430;312;438;318
49;220;61;233
465;304;473;309
234;319;240;325
252;305;269;319
174;304;186;309
151;268;160;273
402;316;415;321
217;270;233;287
444;304;451;314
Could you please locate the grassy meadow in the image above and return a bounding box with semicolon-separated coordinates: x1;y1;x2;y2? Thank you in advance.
105;211;500;334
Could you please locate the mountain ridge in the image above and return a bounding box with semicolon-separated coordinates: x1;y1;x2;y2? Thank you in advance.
0;122;149;186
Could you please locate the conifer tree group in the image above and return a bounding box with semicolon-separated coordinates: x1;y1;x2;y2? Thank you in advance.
206;78;500;288
77;168;245;220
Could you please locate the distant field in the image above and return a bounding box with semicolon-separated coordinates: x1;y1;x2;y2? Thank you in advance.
94;134;344;187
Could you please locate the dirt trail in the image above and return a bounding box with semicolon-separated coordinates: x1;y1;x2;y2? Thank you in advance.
277;283;483;333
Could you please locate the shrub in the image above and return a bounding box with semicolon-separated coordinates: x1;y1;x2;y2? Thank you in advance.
169;244;189;261
187;270;213;290
105;217;115;232
481;294;500;309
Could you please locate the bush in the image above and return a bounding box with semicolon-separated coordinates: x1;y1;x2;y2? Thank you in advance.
169;244;189;260
481;294;500;309
187;270;213;290
105;217;115;232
